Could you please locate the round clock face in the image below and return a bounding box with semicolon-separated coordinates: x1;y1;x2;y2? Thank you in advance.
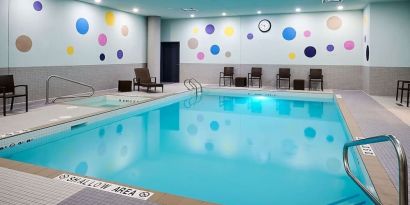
258;19;271;33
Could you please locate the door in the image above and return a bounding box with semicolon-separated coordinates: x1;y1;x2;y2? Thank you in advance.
161;42;180;83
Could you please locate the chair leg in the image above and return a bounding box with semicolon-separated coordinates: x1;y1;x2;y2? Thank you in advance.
219;77;221;86
260;78;262;88
25;95;28;112
10;97;14;111
138;85;140;91
288;79;291;89
396;81;400;101
247;77;249;87
309;80;311;90
407;89;409;107
3;97;6;116
401;86;404;103
321;80;323;91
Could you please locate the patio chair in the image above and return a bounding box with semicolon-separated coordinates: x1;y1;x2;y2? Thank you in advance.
0;75;28;116
309;69;323;91
219;67;234;86
276;68;291;89
248;67;262;88
133;68;164;92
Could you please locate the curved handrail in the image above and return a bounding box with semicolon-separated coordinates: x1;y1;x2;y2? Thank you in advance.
46;75;95;104
343;135;408;205
190;78;203;93
184;78;203;97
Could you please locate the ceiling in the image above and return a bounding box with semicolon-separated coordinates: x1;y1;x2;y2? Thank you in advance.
77;0;406;18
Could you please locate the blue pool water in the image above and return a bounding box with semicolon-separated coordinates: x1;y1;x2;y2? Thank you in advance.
1;92;375;205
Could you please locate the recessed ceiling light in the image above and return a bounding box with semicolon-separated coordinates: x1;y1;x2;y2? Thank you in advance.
132;8;139;13
337;5;344;10
295;8;301;12
222;12;227;16
94;0;101;3
257;10;262;14
190;14;195;18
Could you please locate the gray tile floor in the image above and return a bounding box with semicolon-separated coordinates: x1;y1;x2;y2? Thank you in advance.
335;90;410;199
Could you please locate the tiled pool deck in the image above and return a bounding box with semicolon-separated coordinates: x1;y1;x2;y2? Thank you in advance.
0;84;408;204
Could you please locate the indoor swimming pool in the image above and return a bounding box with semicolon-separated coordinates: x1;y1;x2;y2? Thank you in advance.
0;91;376;205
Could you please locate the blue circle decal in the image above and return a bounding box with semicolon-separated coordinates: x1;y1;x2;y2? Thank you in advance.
282;27;297;41
326;135;334;143
117;50;123;59
76;18;89;35
304;127;316;139
210;45;220;55
304;46;317;58
210;121;220;131
33;1;43;11
99;53;105;61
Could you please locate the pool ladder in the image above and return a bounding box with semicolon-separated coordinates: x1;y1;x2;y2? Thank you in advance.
184;78;203;96
46;75;95;104
343;135;408;205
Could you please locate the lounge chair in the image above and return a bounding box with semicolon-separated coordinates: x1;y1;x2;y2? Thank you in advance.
133;68;163;92
309;69;323;91
276;68;291;89
248;67;262;88
0;75;28;116
219;67;234;86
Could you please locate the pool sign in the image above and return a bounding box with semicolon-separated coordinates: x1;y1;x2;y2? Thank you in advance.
55;174;153;200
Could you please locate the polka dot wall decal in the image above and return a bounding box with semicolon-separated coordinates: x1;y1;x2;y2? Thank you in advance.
364;35;367;43
205;24;215;34
121;25;129;37
247;33;254;40
66;46;74;55
197;114;204;122
99;53;105;61
304;127;316;139
326;135;334;143
225;51;231;58
117;50;123;59
288;52;296;60
344;40;355;50
366;45;370;61
98;33;107;46
304;46;317;58
188;38;199;49
15;35;32;52
187;124;198;136
105;11;115;26
327;16;342;30
304;30;311;38
197;52;205;60
76;18;89;35
327;44;335;52
116;124;124;134
210;121;219;131
210;45;220;55
33;1;43;11
282;27;297;41
193;27;199;34
205;142;214;151
224;26;234;37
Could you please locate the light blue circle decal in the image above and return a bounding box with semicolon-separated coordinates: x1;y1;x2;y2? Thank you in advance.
76;18;89;35
75;162;88;175
98;128;105;138
326;135;334;143
205;142;214;151
282;27;296;41
304;127;316;139
187;124;198;136
210;45;220;55
210;121;220;131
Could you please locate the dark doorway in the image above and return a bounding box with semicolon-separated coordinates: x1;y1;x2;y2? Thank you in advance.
161;42;180;83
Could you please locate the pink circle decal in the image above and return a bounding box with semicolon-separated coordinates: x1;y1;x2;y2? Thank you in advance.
197;52;205;60
304;30;311;38
344;40;355;50
98;34;107;46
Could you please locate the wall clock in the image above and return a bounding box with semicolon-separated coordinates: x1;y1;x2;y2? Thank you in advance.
258;19;271;33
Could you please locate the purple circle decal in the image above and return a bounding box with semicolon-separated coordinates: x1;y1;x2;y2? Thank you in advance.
197;52;205;60
304;46;316;58
117;50;123;59
327;44;335;52
33;1;43;11
304;30;311;38
247;33;254;40
205;24;215;34
98;34;107;46
99;53;105;61
344;40;355;50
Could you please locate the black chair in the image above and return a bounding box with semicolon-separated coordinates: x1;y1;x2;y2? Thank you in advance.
0;75;28;116
219;67;234;86
309;69;323;91
276;68;291;89
248;67;262;88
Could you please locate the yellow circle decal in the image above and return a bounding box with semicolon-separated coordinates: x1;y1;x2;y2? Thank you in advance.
67;46;74;55
105;11;116;26
224;26;234;37
193;27;199;34
288;52;296;60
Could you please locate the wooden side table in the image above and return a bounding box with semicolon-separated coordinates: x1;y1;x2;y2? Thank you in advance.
294;79;305;90
118;80;132;92
235;77;247;87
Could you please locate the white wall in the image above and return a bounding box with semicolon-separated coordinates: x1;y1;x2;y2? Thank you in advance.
6;0;147;68
147;16;161;78
368;2;410;67
162;10;363;66
0;0;8;68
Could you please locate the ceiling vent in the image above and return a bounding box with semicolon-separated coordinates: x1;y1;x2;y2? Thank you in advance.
322;0;343;3
181;8;198;12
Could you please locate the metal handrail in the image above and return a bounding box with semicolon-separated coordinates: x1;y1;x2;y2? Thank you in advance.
46;75;95;104
343;135;408;205
184;78;203;96
190;78;203;93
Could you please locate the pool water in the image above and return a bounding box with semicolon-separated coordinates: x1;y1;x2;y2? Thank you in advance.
1;93;375;205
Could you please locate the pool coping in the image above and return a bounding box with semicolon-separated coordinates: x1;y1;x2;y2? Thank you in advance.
0;88;401;204
337;97;399;205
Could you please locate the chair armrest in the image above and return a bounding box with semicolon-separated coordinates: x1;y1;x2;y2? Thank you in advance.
0;86;5;97
14;85;28;94
151;77;157;83
220;72;224;77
